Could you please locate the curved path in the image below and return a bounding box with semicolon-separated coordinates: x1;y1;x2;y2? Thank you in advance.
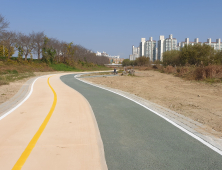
61;74;222;170
1;73;222;169
0;74;107;170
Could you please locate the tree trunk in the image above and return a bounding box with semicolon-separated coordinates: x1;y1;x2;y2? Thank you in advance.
7;46;10;59
38;50;40;60
8;49;10;59
25;54;28;61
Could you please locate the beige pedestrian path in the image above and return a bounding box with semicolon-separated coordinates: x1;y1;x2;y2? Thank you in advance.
0;74;107;170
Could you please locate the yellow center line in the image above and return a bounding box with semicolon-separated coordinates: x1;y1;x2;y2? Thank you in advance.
12;76;57;170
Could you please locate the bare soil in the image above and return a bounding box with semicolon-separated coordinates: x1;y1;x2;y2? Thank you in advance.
86;70;222;138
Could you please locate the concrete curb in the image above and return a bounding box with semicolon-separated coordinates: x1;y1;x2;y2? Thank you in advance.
0;77;36;118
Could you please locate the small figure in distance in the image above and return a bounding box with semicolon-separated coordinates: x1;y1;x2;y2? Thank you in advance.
114;68;117;75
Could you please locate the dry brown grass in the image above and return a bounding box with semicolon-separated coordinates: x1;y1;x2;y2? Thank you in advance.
0;60;55;86
137;64;222;83
0;62;54;73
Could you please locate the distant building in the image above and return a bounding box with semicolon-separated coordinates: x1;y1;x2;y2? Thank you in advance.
131;35;222;62
139;38;146;57
180;38;202;48
130;37;157;61
129;45;140;61
109;55;124;64
96;51;123;64
165;34;177;51
178;38;222;51
96;51;108;57
204;38;222;50
157;34;177;61
157;35;165;61
145;37;157;61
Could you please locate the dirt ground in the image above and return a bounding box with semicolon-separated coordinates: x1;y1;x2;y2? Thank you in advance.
0;72;64;105
86;70;222;138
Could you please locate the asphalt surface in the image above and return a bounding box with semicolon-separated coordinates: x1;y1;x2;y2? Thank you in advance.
61;74;222;170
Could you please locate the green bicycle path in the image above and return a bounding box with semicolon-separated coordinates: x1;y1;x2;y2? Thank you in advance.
61;74;222;170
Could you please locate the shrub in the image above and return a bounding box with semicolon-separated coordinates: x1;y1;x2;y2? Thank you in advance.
134;56;150;66
194;67;204;80
152;65;158;69
164;65;175;74
122;59;131;66
163;50;180;66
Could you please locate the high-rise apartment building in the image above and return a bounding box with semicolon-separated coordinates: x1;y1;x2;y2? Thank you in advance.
165;34;177;51
129;45;140;60
130;38;156;61
157;34;177;61
139;38;146;57
179;38;222;50
130;35;222;62
145;37;157;61
180;38;202;48
204;38;222;50
157;35;165;61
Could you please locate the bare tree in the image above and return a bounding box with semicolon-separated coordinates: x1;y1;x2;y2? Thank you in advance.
50;39;65;62
32;31;44;60
0;31;17;59
17;33;35;60
0;14;9;34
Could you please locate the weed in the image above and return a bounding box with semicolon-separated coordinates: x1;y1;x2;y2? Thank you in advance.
0;72;35;86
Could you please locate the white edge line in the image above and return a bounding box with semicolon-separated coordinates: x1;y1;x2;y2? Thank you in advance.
0;72;110;121
74;73;222;156
0;74;54;121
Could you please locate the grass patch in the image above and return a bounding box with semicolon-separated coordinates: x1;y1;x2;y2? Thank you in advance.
0;58;111;86
0;72;35;86
49;63;81;71
82;65;111;71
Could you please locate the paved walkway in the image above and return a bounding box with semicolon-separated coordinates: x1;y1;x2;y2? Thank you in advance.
0;77;35;118
61;74;222;170
1;73;222;169
0;74;107;170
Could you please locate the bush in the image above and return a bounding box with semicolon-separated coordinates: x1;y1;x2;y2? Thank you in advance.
134;56;150;66
163;50;180;66
194;67;204;80
122;59;131;66
152;65;158;69
49;63;79;71
163;44;218;66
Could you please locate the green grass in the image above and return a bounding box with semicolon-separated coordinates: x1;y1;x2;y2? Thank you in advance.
0;72;35;85
204;78;221;83
0;58;111;86
50;63;110;72
49;63;81;71
84;65;111;71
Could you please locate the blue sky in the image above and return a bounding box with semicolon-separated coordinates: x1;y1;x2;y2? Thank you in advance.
0;0;221;58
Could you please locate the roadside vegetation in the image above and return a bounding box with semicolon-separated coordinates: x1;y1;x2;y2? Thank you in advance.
122;44;222;83
0;14;110;86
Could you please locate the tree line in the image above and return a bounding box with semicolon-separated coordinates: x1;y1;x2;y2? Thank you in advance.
123;44;222;67
122;56;150;66
0;14;109;65
162;44;222;66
